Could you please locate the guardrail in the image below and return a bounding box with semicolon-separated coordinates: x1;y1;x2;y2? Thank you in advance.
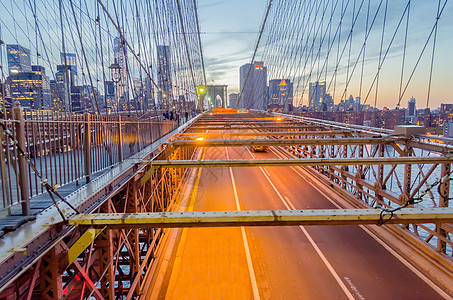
274;113;452;256
0;105;178;216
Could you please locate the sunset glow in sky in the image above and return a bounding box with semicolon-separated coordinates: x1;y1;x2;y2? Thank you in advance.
198;0;453;109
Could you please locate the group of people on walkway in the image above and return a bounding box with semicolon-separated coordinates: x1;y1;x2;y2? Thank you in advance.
163;110;196;125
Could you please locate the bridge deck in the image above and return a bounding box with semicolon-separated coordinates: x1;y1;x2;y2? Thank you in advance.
157;124;449;299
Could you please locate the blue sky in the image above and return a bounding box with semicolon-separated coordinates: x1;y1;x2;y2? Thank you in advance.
197;0;453;109
1;0;451;109
197;0;266;92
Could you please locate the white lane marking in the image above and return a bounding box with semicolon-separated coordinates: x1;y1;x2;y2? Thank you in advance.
270;148;453;300
247;147;355;300
225;146;260;300
263;167;271;177
344;277;366;300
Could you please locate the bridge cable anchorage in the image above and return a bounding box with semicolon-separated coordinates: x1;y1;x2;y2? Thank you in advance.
378;172;452;226
0;122;79;221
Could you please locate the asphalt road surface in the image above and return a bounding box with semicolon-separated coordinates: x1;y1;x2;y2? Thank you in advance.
160;131;448;300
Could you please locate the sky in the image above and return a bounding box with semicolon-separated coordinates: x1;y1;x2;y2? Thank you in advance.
197;0;265;92
1;0;452;109
197;0;453;109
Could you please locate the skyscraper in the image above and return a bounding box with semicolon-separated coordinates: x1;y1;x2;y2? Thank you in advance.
269;78;293;110
228;93;239;108
309;81;326;109
355;97;361;111
157;45;172;108
104;81;116;113
133;78;145;110
239;61;267;109
50;80;65;112
6;45;32;75
61;53;78;85
144;77;155;110
114;37;128;109
32;65;51;110
408;97;416;117
55;64;77;112
9;66;49;110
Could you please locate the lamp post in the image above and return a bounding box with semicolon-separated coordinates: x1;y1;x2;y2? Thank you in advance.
109;58;122;114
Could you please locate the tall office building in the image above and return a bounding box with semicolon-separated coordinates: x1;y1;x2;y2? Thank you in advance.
61;53;78;86
0;82;12;116
81;85;99;111
55;64;77;112
6;45;32;75
50;80;65;112
239;61;267;109
9;66;50;110
444;121;453;138
157;45;172;108
144;77;154;110
133;78;145;110
309;81;326;109
355;97;361;111
104;81;116;113
228;93;239;108
114;37;128;109
408;97;416;117
32;66;51;109
269;78;293;110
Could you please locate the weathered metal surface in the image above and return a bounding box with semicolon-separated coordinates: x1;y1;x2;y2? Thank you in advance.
142;156;453;168
66;227;105;267
0;116;198;294
187;125;324;131
176;130;350;137
170;137;403;147
68;208;453;228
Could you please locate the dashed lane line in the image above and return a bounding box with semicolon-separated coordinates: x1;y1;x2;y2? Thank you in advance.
225;146;260;300
247;148;355;300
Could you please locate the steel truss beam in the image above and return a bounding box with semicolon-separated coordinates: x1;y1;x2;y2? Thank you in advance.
194;120;294;123
141;157;452;168
69;208;453;228
187;125;323;130
170;137;402;147
176;130;351;137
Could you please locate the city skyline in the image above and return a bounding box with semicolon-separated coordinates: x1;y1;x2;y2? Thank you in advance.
0;1;452;110
197;0;453;109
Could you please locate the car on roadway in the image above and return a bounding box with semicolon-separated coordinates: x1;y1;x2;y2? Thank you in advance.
250;145;269;152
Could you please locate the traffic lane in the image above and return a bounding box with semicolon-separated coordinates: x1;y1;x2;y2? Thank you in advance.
165;142;254;299
253;147;445;300
226;145;351;299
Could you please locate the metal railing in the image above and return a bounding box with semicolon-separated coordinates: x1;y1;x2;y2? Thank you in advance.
0;105;178;216
276;113;453;256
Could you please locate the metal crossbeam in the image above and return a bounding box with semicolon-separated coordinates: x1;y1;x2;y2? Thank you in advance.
170;137;399;147
68;208;453;228
66;227;106;267
188;125;322;130
141;157;452;168
176;130;350;137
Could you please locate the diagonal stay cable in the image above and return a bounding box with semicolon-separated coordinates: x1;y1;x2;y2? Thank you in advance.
235;0;273;109
0;122;80;221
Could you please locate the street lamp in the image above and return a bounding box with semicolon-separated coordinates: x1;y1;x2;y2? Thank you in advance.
109;58;122;84
109;59;122;114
